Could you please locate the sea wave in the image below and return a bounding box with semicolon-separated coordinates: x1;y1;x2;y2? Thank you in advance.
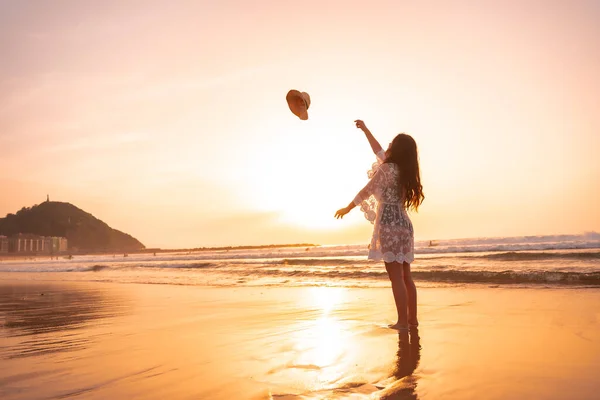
418;251;600;262
2;263;599;286
416;241;600;255
479;251;600;261
281;258;363;266
245;268;600;286
283;251;600;264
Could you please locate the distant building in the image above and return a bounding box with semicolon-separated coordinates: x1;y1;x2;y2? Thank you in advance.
9;234;44;253
7;234;68;254
54;237;68;253
0;236;8;253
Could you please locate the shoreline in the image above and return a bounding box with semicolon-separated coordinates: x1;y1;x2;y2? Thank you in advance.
0;242;322;260
1;244;598;260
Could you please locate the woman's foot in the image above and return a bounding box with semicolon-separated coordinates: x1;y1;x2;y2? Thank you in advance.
388;322;409;331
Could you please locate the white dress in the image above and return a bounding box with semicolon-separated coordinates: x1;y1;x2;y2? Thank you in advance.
352;150;415;264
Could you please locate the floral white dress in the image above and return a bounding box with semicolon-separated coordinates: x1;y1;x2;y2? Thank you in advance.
352;150;415;264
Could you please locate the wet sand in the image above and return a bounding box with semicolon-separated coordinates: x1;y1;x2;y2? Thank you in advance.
1;279;599;399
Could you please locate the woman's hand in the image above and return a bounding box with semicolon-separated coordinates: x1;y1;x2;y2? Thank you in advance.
355;120;369;133
335;206;351;219
355;119;383;156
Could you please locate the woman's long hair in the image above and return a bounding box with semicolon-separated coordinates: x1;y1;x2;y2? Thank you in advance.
385;133;424;211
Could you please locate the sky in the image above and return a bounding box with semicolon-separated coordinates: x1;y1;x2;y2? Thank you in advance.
1;0;599;248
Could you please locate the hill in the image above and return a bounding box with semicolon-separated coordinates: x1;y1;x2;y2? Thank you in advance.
0;201;145;252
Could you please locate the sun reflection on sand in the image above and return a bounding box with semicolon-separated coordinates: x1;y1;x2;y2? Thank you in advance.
307;286;344;316
289;287;351;387
295;316;345;369
281;286;423;396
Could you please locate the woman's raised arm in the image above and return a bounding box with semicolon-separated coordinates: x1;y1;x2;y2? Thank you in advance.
355;120;385;162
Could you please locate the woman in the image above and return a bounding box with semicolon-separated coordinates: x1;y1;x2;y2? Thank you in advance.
335;120;424;331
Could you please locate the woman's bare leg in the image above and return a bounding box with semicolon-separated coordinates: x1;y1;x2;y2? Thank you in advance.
403;262;418;326
385;261;408;328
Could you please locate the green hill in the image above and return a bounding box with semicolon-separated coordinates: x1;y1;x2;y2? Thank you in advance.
0;201;145;252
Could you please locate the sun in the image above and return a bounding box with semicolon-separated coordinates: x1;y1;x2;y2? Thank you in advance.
232;103;465;235
237;113;377;231
248;173;352;231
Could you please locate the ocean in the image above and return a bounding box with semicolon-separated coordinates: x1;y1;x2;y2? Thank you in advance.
1;232;599;288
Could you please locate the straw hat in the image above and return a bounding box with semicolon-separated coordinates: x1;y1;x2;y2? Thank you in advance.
286;90;311;120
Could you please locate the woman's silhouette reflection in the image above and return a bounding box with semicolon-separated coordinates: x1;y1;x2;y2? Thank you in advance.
393;327;421;379
382;327;421;399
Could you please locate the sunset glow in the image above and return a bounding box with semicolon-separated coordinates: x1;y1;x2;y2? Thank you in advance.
1;1;598;248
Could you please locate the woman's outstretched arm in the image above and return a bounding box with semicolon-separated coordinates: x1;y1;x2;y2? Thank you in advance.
355;120;383;156
334;201;356;219
335;166;386;219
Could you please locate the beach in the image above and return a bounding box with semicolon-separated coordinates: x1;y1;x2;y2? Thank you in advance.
3;1;599;398
1;278;599;399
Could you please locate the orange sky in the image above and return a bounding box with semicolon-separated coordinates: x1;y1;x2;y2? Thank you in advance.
1;1;599;248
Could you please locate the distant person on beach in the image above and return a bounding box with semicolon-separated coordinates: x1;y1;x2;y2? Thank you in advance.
335;120;424;331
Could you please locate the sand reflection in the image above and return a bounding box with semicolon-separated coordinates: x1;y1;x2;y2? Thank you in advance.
377;328;421;399
0;282;129;359
393;328;421;380
295;315;345;369
289;287;350;386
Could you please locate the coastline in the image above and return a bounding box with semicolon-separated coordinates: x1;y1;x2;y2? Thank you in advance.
0;242;321;260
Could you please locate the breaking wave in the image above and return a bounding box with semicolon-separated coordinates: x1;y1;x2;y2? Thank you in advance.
282;258;363;266
247;268;600;286
479;251;600;261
